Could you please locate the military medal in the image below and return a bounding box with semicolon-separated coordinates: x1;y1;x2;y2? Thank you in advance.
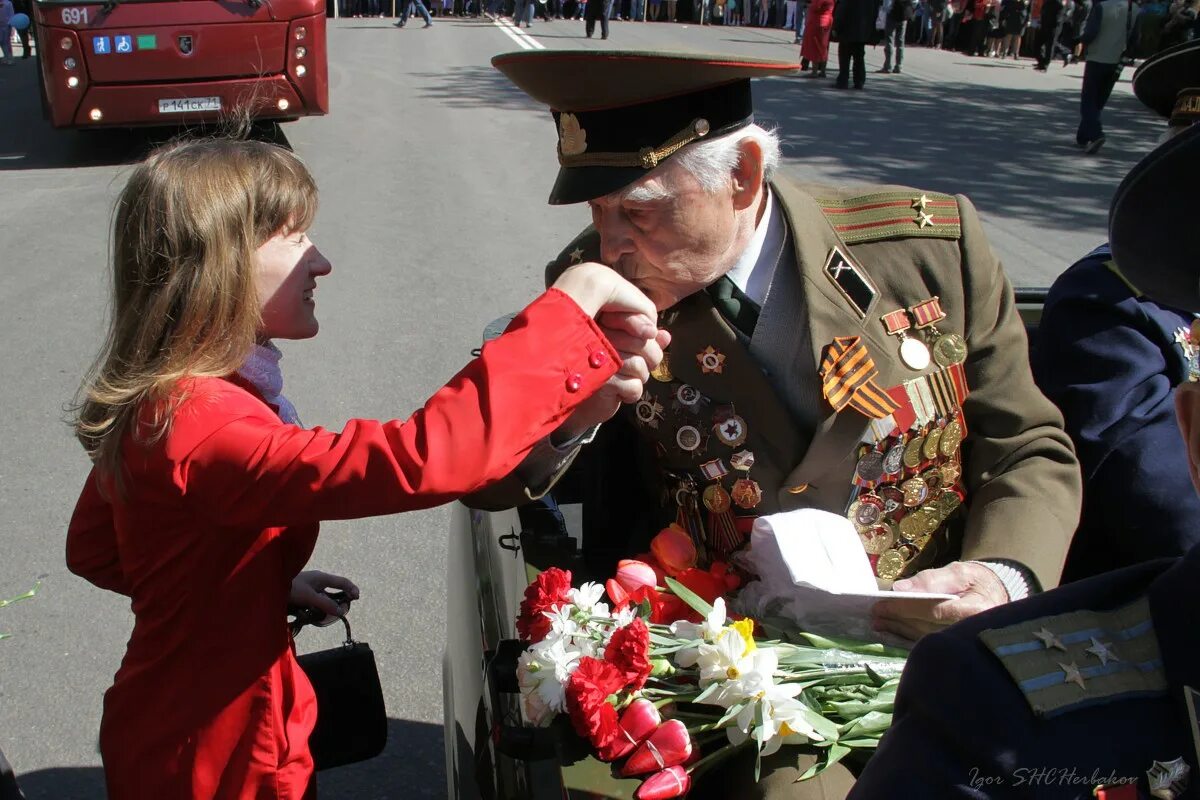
882;443;905;476
848;494;885;530
881;308;931;371
697;345;726;374
730;478;763;510
676;425;702;452
939;418;963;457
702;483;732;513
699;459;729;481
879;486;906;517
935;490;962;517
860;523;896;555
635;393;665;428
651;351;674;383
901;477;928;508
898;513;925;542
920;467;943;492
910;296;967;367
854;450;886;486
876;548;906;580
730;450;755;471
921;426;944;462
939;461;961;487
1146;759;1190;800
713;413;748;448
676;384;702;409
902;435;925;469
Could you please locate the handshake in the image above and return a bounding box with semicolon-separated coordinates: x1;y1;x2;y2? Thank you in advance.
550;262;673;439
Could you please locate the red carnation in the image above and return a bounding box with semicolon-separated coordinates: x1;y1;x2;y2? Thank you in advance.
565;657;625;754
605;618;653;691
516;567;573;643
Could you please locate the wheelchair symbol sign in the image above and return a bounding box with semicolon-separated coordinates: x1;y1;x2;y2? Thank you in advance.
115;35;133;53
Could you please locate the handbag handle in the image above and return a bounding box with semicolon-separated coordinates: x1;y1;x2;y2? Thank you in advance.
289;608;356;647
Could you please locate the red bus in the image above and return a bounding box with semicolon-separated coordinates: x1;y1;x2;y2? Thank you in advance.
32;0;329;129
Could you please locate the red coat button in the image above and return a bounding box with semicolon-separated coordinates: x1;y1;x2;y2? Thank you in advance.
566;373;583;393
588;351;608;368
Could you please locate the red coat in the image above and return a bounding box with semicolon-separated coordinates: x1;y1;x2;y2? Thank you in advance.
802;0;835;63
66;289;619;800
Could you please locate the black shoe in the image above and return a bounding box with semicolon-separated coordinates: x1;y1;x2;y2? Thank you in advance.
1084;136;1105;154
834;80;849;89
395;19;406;25
892;65;901;73
876;67;891;73
853;82;865;89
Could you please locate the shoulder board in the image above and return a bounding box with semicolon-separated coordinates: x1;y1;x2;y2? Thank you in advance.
814;191;962;245
547;227;602;283
978;596;1166;719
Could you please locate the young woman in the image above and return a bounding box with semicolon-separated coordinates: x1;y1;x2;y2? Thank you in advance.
66;137;665;799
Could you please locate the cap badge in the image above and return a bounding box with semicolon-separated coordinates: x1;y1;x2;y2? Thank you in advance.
559;113;588;157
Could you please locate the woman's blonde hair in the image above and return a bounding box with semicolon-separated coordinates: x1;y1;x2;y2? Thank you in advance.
73;137;318;479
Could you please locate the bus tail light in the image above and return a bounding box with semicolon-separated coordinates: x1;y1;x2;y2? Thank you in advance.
60;37;73;50
295;46;306;59
64;57;77;70
67;76;80;89
295;65;306;78
89;109;103;122
277;99;290;111
295;27;306;40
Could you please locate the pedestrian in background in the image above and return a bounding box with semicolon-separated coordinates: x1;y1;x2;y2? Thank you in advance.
395;0;435;26
585;0;612;36
0;0;13;66
11;0;29;59
1075;0;1129;152
999;0;1030;56
881;0;915;70
801;0;834;74
1034;0;1063;66
929;0;949;44
835;0;882;86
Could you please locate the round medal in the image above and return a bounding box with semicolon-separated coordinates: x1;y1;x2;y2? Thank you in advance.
896;542;920;562
939;461;962;486
651;353;674;382
731;478;763;510
676;425;702;452
918;505;943;534
635;398;662;425
879;486;906;516
860;524;896;555
932;333;968;367
714;415;748;448
876;549;906;580
922;427;944;462
939;420;963;457
855;451;886;485
676;384;702;408
903;436;925;469
901;477;928;508
898;513;925;542
936;490;963;516
882;444;905;475
900;337;931;371
920;467;944;492
849;495;885;530
702;484;732;513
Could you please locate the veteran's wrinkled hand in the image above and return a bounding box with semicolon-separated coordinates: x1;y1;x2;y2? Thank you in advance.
870;560;1009;642
551;263;670;439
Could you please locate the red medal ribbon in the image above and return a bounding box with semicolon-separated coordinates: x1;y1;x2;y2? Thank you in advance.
910;296;947;328
880;309;912;335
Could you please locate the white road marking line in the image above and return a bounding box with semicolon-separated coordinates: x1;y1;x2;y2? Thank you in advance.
494;16;547;49
492;16;535;48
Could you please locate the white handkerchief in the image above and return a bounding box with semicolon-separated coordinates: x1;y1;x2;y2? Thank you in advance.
752;509;878;594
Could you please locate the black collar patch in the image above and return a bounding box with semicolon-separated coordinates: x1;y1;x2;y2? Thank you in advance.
823;247;878;319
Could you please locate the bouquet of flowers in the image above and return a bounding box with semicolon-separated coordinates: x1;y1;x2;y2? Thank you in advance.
514;526;907;799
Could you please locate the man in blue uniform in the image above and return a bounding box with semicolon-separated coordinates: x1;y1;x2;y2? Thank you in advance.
1033;40;1200;584
849;52;1200;800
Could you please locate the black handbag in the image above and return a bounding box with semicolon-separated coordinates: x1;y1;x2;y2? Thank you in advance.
295;614;388;771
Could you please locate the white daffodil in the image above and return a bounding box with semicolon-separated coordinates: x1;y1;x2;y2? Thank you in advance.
569;582;610;619
517;637;582;726
671;597;728;668
727;694;825;756
695;626;752;686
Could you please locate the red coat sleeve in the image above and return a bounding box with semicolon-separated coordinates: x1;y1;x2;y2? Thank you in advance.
66;469;131;596
177;288;620;528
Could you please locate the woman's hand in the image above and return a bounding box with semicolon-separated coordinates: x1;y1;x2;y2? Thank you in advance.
289;570;360;617
552;261;658;328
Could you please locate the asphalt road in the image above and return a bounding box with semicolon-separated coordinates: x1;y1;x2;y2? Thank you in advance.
0;14;1165;800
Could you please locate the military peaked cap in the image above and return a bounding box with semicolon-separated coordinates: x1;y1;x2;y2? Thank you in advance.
491;50;799;205
1133;39;1200;126
1109;122;1200;313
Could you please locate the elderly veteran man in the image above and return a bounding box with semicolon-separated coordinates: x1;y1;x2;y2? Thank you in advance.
850;107;1200;800
1033;39;1200;585
474;49;1081;795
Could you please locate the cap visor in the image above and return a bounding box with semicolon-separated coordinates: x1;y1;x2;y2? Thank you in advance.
549;165;654;205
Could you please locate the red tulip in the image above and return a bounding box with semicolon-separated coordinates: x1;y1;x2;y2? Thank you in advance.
635;766;692;800
620;719;693;776
620;699;662;744
674;567;726;605
616;559;659;592
650;525;697;577
606;578;629;608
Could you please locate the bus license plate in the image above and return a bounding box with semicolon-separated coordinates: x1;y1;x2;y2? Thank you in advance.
158;97;222;114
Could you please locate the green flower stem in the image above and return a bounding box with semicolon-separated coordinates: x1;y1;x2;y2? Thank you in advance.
687;739;753;779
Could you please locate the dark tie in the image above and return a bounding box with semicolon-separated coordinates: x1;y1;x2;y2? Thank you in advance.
706;275;761;338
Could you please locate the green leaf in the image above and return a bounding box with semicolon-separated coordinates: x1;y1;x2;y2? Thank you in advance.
692;681;725;705
664;577;714;618
798;743;852;781
0;582;40;609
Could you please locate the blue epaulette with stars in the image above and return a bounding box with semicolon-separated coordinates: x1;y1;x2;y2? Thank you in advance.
978;597;1167;718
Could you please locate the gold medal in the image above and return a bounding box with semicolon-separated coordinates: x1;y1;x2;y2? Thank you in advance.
939;461;962;486
922;427;944;461
702;484;731;513
936;490;963;516
697;345;726;374
920;467;944;492
898;513;925;542
933;333;968;367
848;495;885;530
730;478;763;510
876;549;906;580
896;542;920;562
939;419;963;457
918;505;943;534
651;352;674;382
903;436;925;469
901;476;928;508
859;523;896;555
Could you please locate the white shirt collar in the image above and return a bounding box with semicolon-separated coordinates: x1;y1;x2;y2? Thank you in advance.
724;187;783;306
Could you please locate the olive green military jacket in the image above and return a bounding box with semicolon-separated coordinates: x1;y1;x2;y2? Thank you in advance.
472;176;1081;591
